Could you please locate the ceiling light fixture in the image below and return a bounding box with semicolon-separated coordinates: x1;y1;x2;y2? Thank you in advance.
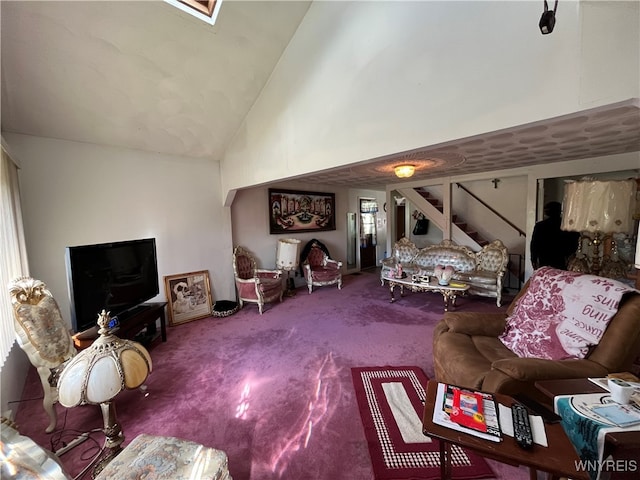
394;165;415;178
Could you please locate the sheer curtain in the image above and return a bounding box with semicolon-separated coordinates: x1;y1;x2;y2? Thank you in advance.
1;146;29;367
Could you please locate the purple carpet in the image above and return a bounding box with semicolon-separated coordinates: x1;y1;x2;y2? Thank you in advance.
13;270;530;479
352;366;494;480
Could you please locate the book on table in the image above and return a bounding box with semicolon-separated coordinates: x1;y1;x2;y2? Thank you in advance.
450;388;487;432
432;383;502;442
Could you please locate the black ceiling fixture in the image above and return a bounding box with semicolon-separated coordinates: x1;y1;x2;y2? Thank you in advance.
539;0;558;35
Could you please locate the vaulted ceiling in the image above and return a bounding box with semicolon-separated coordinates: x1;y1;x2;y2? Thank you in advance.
1;1;312;159
2;1;639;190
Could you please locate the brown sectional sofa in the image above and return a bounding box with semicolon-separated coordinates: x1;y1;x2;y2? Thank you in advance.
381;238;509;306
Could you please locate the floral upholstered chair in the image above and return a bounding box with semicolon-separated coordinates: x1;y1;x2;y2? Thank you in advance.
232;246;284;314
8;277;77;433
301;240;343;294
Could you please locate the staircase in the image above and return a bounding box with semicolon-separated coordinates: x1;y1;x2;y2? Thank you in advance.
396;185;526;289
414;187;491;247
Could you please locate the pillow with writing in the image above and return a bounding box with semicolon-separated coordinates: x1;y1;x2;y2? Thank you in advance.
499;267;633;360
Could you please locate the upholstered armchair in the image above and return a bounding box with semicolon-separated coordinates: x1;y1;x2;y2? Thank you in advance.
301;240;343;294
233;246;284;314
8;277;77;433
433;268;640;404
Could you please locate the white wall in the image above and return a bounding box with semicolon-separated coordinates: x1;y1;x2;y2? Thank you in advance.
230;183;387;288
3;133;235;329
221;0;639;197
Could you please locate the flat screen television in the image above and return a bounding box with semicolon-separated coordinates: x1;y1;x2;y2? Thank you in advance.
65;238;159;333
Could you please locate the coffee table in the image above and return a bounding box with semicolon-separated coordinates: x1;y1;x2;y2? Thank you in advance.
381;274;469;311
421;381;589;480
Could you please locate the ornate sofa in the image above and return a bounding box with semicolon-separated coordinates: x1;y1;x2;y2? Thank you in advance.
381;238;509;306
432;267;640;404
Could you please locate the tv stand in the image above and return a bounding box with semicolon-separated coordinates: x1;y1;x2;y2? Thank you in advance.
73;302;167;349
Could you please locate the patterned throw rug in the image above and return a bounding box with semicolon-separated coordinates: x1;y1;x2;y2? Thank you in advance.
351;366;494;480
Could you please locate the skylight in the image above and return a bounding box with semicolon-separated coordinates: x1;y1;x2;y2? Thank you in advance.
165;0;222;26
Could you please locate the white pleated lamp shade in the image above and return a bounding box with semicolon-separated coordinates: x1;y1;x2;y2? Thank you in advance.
276;238;301;270
58;311;152;407
562;179;636;234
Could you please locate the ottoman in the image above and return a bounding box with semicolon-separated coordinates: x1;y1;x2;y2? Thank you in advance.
96;434;232;480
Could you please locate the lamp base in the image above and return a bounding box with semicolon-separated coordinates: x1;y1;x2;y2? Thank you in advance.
91;402;124;478
284;276;296;297
92;446;123;478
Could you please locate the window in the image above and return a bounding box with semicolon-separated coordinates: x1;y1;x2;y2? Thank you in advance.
179;0;217;17
165;0;222;26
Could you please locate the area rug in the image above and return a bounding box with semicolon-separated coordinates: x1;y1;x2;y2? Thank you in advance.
351;366;494;480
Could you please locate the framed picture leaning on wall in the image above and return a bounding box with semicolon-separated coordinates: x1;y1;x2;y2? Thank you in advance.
164;270;213;325
269;188;336;234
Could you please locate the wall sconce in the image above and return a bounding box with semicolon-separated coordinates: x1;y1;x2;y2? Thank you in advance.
394;165;415;178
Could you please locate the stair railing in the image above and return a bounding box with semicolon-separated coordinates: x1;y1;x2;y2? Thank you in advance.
455;183;526;237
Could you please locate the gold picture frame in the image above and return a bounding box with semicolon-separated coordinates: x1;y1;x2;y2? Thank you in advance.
164;270;213;326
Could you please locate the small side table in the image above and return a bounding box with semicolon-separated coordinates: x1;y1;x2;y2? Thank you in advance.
535;378;640;480
421;381;589;480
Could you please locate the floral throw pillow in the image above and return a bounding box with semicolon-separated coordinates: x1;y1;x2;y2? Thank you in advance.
499;267;633;360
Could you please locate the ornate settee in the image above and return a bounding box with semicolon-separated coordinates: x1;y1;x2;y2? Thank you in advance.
381;238;509;306
432;267;640;404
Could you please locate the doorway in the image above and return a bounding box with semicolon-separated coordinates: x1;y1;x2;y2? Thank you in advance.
359;198;378;269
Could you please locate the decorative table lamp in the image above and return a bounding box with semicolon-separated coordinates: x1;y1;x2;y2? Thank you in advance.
276;238;301;296
58;310;152;476
561;178;636;276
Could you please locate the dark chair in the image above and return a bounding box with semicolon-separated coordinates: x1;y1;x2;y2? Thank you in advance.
301;240;343;294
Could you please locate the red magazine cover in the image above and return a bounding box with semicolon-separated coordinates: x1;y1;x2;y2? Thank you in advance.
450;387;487;432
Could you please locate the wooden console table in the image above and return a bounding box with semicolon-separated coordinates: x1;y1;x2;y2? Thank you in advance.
73;302;167;349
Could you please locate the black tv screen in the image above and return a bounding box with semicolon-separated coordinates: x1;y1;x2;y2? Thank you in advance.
65;238;159;333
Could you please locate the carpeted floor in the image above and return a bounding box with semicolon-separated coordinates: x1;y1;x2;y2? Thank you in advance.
13;269;532;479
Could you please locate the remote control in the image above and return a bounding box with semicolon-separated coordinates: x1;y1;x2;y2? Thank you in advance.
511;403;534;449
513;394;562;424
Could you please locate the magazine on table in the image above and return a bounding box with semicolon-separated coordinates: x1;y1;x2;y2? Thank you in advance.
450;387;487;432
590;403;640;427
433;383;502;442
